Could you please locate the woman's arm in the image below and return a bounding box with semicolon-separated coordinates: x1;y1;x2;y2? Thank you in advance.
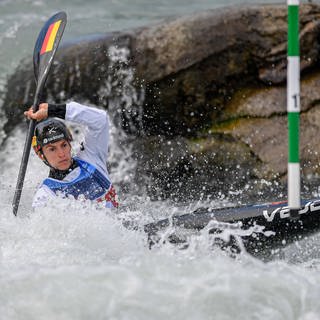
25;101;111;175
65;102;110;174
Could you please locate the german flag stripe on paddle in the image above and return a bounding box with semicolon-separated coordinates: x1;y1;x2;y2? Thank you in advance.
40;20;62;55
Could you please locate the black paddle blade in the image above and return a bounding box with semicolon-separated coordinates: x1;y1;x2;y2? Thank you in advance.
33;11;67;90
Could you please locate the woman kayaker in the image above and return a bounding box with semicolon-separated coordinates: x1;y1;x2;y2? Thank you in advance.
24;101;118;208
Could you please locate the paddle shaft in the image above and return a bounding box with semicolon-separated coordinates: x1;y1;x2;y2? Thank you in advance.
12;92;41;216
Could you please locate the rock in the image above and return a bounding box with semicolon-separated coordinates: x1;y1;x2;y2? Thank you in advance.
4;4;320;134
214;72;320;181
3;4;320;201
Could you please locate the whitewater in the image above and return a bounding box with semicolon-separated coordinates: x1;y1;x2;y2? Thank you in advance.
1;1;320;319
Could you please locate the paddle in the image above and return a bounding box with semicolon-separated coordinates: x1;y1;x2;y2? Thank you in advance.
12;12;67;216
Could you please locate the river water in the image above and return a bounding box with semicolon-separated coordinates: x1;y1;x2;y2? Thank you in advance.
1;1;320;319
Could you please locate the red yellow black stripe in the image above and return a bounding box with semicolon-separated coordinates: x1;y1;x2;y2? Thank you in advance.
40;20;62;55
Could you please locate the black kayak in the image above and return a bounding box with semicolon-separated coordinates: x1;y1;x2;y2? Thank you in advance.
144;199;320;258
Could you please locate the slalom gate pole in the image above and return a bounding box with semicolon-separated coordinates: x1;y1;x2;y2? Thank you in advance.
287;0;301;217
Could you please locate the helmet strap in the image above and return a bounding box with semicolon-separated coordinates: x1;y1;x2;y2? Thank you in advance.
37;149;51;167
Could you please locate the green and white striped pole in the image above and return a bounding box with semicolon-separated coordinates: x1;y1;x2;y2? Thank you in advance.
287;0;300;216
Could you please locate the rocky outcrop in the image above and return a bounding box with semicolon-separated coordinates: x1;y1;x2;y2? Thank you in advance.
3;4;320;201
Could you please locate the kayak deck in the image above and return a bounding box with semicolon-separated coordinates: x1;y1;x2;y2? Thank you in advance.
144;199;320;258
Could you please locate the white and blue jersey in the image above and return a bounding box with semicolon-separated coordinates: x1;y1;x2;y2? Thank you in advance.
32;102;118;208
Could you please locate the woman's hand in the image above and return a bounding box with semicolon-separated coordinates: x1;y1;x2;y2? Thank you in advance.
24;103;49;121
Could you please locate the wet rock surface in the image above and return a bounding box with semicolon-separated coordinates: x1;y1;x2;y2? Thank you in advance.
3;3;320;201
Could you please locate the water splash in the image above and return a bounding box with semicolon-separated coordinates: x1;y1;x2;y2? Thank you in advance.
96;45;148;196
1;2;320;318
98;45;145;134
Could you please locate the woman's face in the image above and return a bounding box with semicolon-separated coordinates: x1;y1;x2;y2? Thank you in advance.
42;139;72;170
